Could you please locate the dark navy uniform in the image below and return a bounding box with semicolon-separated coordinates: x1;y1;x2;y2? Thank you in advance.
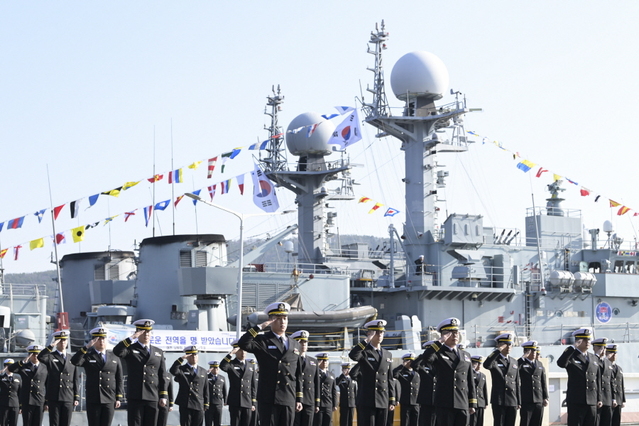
206;362;227;426
556;328;601;426
295;354;320;426
38;344;79;426
113;321;169;426
71;346;124;426
337;368;357;426
348;339;396;426
156;374;173;426
607;344;624;426
483;348;520;426
394;361;420;426
314;362;337;426
8;348;48;426
595;350;614;426
220;356;257;426
412;348;437;426
0;366;21;426
238;325;303;426
517;356;547;426
470;359;487;426
169;354;209;426
421;333;477;426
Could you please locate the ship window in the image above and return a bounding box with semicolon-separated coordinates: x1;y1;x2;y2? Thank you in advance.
625;261;636;274
453;223;458;235
588;262;601;273
179;251;192;268
475;225;480;236
94;265;106;280
195;251;208;267
464;224;469;235
614;260;624;273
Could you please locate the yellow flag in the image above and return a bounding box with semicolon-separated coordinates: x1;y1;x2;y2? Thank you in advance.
188;161;202;170
122;181;140;190
29;238;44;250
553;174;562;182
72;226;85;243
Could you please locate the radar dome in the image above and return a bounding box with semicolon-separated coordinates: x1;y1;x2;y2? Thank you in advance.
286;112;335;156
390;51;449;101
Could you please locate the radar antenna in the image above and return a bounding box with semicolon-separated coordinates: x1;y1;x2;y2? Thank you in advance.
261;85;288;173
362;21;390;119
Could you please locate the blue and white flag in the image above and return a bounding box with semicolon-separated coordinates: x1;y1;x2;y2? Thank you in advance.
251;164;279;213
384;207;400;217
154;200;170;211
327;108;362;149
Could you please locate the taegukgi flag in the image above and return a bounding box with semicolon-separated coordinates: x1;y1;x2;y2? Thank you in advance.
251;164;279;213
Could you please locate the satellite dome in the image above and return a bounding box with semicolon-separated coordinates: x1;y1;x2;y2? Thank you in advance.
286;112;335;156
390;51;449;101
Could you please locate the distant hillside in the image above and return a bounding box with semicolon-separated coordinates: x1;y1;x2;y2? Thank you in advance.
4;270;57;285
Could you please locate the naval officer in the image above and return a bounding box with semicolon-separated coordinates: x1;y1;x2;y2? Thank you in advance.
411;341;437;426
606;344;625;426
8;345;48;426
170;345;209;426
420;317;476;426
291;330;320;426
70;327;124;426
238;301;303;426
470;356;487;426
314;353;337;426
483;333;520;426
393;352;420;426
517;341;548;426
348;319;396;426
220;339;257;426
592;337;614;426
113;319;169;426
556;327;602;426
0;359;21;426
37;330;80;426
336;363;357;426
205;361;226;426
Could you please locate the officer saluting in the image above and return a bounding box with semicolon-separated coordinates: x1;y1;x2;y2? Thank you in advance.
393;353;420;426
238;301;303;426
0;359;21;426
70;327;124;426
556;327;602;426
205;361;227;426
336;363;357;426
517;341;547;426
348;319;396;426
8;344;48;426
170;345;209;426
411;341;437;426
220;339;256;426
470;356;487;426
592;337;614;426
291;330;319;426
483;333;520;426
38;330;80;426
420;317;476;426
113;319;169;426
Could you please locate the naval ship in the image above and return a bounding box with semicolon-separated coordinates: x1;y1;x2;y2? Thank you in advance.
2;21;638;424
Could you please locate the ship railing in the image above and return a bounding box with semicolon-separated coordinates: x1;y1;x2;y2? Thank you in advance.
285;158;350;173
526;206;582;219
0;283;48;296
248;262;352;275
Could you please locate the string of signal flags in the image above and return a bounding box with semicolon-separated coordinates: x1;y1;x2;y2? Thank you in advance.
468;131;638;217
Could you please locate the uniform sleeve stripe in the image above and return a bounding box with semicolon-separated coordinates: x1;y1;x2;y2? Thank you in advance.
470;399;478;404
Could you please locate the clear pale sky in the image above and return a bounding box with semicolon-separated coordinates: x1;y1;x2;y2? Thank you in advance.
1;2;638;273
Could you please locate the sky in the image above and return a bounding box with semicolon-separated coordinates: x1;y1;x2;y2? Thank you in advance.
1;1;638;273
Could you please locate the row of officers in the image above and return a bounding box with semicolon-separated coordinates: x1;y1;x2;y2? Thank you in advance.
0;306;628;426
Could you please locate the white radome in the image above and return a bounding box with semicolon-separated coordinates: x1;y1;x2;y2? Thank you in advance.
390;51;450;101
286;112;335;156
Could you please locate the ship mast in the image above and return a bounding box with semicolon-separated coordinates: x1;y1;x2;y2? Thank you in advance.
261;85;287;173
362;22;470;284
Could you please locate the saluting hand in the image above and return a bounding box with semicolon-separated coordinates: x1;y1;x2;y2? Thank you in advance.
259;317;276;330
439;332;450;344
86;338;97;349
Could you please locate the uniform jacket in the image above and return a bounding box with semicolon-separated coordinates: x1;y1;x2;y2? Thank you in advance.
37;347;79;403
207;373;227;407
220;357;256;408
336;373;357;409
556;346;601;406
71;348;124;404
113;337;168;402
238;326;303;406
0;373;21;408
421;341;477;409
411;354;437;406
596;354;615;406
473;369;487;409
7;360;47;406
393;365;420;406
297;355;320;407
169;360;209;411
483;350;520;407
318;369;337;409
612;364;625;404
517;357;548;405
348;341;395;409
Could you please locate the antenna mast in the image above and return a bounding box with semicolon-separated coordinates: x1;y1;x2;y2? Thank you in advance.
261;85;287;173
362;20;390;119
